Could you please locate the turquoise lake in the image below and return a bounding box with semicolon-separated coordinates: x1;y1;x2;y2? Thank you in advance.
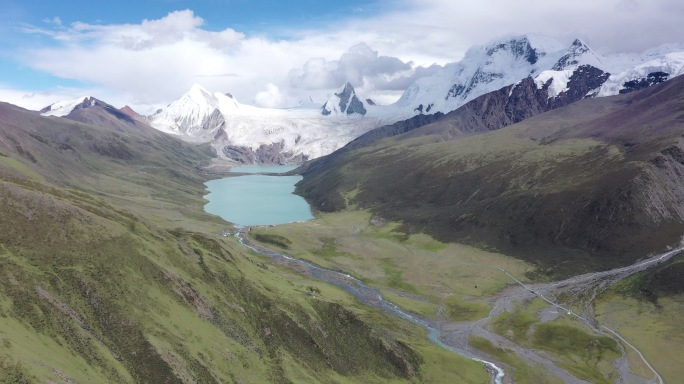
204;165;314;226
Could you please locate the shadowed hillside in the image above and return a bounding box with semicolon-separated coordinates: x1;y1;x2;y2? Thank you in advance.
297;65;611;176
297;75;684;277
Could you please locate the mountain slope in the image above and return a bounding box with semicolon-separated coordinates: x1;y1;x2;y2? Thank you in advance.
61;97;157;134
297;75;684;277
393;34;568;116
297;63;612;176
0;102;470;383
1;101;213;191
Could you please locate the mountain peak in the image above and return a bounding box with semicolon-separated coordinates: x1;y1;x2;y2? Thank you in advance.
341;82;354;91
120;105;142;119
552;38;602;70
321;82;367;116
40;96;98;117
149;84;240;136
186;83;215;103
571;38;588;49
485;35;540;64
481;34;567;65
189;83;208;93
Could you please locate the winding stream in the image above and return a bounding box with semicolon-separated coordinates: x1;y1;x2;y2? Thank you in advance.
235;227;505;384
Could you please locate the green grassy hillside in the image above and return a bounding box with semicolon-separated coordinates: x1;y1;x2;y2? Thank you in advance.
0;103;486;383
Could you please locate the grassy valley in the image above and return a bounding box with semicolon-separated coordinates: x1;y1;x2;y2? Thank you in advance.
0;103;489;383
594;254;684;382
248;211;648;383
250;210;532;318
4;73;684;383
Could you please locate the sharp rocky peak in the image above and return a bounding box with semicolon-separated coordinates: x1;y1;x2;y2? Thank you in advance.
120;105;143;119
570;38;590;51
552;38;602;71
335;82;357;105
321;82;367;116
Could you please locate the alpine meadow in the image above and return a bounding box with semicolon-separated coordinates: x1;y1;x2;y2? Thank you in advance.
2;2;684;383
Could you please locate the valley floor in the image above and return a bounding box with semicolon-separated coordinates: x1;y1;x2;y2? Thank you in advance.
249;210;684;384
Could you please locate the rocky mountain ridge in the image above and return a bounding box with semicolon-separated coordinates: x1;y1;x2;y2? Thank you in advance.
38;34;684;164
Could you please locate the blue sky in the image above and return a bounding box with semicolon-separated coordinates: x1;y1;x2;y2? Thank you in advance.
3;0;389;35
1;0;682;113
0;0;388;92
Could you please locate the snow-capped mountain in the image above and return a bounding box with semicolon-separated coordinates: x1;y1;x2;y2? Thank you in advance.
320;82;369;116
551;39;604;71
597;52;684;96
40;96;96;117
392;34;569;117
148;82;391;164
394;34;684;117
40;96;154;134
40;34;684;165
149;84;233;137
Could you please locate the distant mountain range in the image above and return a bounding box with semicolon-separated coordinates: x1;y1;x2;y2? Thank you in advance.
38;34;684;165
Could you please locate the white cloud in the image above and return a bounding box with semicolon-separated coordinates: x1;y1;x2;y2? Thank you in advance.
15;10;355;112
289;43;414;90
14;9;434;112
254;83;285;108
41;17;63;27
288;43;446;104
369;0;683;56
4;1;683;113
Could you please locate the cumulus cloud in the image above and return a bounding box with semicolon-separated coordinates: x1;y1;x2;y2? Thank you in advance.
19;10;374;113
26;10;244;51
378;64;444;91
15;9;440;111
367;0;684;56
289;43;412;89
254;83;285;108
17;10;313;111
5;1;684;112
288;43;444;103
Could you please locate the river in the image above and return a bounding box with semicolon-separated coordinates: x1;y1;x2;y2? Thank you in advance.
235;228;504;384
